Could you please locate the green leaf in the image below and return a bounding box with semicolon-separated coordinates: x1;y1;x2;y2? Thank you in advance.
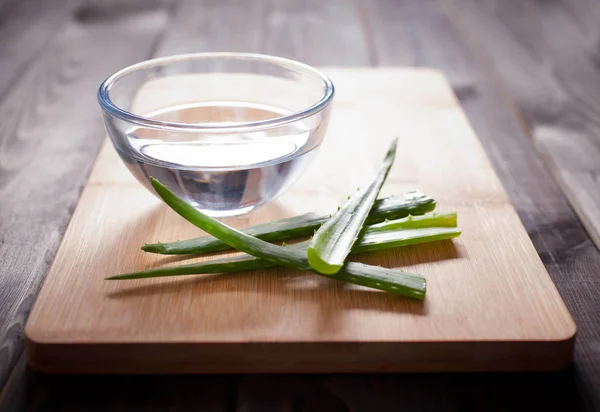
308;138;398;274
107;225;460;281
139;177;427;299
142;192;436;255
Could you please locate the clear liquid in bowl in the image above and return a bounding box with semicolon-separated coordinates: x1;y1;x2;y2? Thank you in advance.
116;102;319;217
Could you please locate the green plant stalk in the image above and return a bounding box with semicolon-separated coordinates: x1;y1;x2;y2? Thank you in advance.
145;211;456;260
308;138;397;274
366;212;457;233
142;177;427;299
353;227;460;253
108;213;459;280
107;226;461;282
142;192;436;255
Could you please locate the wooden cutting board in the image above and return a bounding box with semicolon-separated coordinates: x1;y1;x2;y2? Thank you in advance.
25;69;576;374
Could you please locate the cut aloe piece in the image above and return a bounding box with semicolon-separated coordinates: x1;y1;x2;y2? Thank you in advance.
142;192;436;255
308;139;397;274
108;226;460;280
127;177;428;299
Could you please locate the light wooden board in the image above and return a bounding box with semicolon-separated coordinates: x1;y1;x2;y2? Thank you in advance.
24;69;576;373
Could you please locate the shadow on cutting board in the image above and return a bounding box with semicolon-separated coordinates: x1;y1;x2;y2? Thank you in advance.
106;267;431;317
105;239;462;323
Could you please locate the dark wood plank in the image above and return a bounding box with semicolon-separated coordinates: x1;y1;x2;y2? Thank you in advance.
0;0;171;392
0;356;235;412
1;0;599;411
437;1;600;407
0;362;585;412
0;0;81;99
154;0;264;56
0;0;17;16
442;0;600;249
234;371;584;412
154;0;371;65
563;0;600;33
260;0;371;65
363;0;600;409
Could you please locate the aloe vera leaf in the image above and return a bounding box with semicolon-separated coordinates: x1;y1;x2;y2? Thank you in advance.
108;225;460;284
353;227;461;253
366;191;436;223
142;192;436;255
106;228;461;280
140;177;426;299
366;212;457;233
340;263;426;300
107;257;424;299
111;210;459;281
106;253;272;280
149;178;308;269
307;138;397;274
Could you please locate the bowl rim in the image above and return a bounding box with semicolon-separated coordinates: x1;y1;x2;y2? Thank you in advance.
97;52;334;133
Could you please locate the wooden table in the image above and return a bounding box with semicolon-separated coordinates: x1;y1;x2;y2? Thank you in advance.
0;0;598;410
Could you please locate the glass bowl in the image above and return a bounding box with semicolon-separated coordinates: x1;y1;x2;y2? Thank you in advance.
97;53;334;217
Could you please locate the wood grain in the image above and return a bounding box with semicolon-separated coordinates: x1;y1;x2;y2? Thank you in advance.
153;0;263;56
0;0;169;392
362;0;600;406
434;1;600;406
0;0;81;99
1;0;599;410
442;0;600;250
153;0;371;66
260;0;371;66
23;69;575;373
